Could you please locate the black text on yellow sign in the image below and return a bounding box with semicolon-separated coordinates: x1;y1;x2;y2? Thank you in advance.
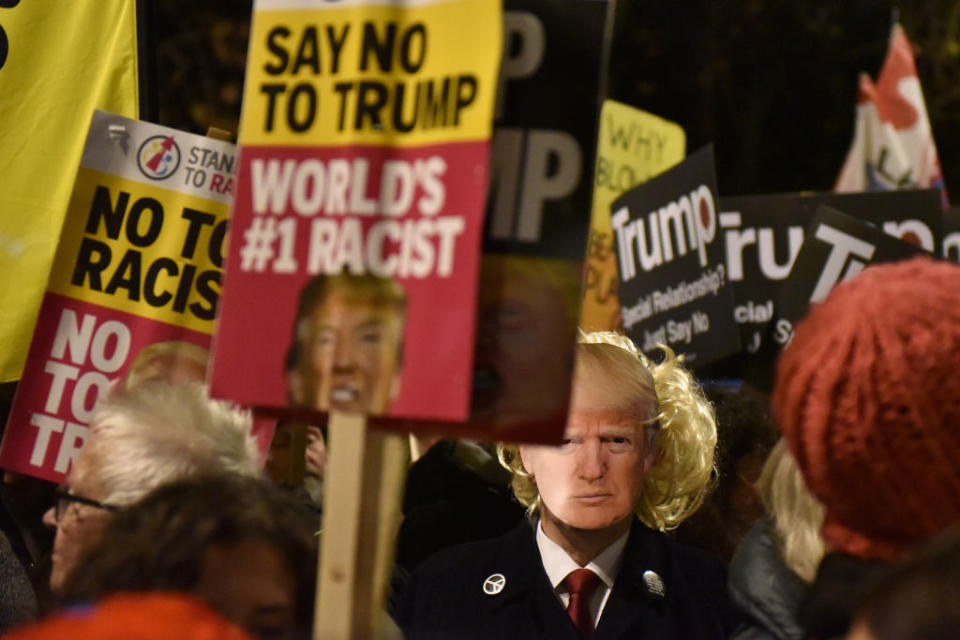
242;0;500;146
70;186;224;321
48;169;230;334
259;22;478;135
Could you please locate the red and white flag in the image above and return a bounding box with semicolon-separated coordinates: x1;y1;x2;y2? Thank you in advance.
835;24;947;207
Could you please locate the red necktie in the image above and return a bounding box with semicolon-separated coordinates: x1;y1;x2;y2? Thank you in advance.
562;568;601;638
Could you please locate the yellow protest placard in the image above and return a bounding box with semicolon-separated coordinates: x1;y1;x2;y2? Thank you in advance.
0;111;237;484
580;100;686;331
241;0;499;147
46;168;228;334
0;0;139;381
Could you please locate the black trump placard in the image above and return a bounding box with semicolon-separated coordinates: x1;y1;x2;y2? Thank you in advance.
484;0;613;259
719;188;942;356
744;204;929;390
611;146;740;365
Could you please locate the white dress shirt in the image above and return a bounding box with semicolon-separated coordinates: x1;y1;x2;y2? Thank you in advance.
535;520;630;628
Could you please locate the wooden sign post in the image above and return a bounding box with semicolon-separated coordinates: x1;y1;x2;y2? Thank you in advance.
315;413;408;639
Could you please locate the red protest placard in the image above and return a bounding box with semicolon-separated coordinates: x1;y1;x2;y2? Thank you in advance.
210;0;502;423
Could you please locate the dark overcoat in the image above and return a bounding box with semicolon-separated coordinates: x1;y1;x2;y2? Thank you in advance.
394;518;743;639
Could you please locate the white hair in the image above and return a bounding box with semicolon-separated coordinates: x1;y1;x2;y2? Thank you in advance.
75;382;261;506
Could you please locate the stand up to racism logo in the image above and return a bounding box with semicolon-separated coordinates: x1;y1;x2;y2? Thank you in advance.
137;134;181;180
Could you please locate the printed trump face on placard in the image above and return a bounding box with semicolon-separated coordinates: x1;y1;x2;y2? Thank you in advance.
285;274;406;416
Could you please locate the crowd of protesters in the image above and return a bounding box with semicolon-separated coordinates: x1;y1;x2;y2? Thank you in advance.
0;255;958;639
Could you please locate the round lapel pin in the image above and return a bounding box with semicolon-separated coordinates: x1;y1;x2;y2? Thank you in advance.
482;573;506;595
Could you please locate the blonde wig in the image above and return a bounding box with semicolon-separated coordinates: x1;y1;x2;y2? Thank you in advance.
758;439;826;583
498;330;717;531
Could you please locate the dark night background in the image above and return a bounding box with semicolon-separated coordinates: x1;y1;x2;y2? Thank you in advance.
2;1;953;603
149;0;960;198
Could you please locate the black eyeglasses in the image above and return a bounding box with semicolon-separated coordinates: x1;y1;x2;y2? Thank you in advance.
53;489;120;523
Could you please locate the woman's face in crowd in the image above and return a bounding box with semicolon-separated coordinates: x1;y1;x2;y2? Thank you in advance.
192;537;297;640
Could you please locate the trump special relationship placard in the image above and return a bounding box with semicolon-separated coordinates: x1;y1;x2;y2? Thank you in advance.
611;146;740;365
210;0;501;423
0;111;240;483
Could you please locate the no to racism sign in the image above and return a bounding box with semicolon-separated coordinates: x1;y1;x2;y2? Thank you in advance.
0;111;241;483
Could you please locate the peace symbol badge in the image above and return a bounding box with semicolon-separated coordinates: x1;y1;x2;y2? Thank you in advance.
482;573;506;595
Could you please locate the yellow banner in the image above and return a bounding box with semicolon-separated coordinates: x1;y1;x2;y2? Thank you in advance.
580;101;686;331
241;0;500;147
0;0;139;381
46;168;228;334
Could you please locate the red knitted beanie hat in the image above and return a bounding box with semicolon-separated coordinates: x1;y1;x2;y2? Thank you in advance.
773;256;960;561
